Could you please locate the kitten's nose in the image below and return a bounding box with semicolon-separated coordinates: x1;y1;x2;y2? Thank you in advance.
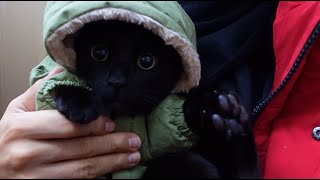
108;77;127;88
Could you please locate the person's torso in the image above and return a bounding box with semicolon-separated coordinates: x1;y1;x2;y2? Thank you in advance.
254;2;320;178
264;37;320;178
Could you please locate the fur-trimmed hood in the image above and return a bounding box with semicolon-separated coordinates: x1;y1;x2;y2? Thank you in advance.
43;1;200;92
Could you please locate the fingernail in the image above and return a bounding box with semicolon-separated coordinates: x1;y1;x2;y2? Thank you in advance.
218;95;230;111
129;137;141;149
105;121;115;132
212;114;224;130
128;152;141;164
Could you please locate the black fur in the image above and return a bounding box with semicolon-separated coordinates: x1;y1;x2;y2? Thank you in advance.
54;20;261;178
55;20;183;121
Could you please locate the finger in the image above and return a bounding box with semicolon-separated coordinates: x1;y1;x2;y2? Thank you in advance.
37;132;141;163
28;152;141;179
2;112;116;140
227;119;245;136
226;94;240;117
218;94;231;112
239;105;249;124
7;67;65;113
5;132;140;166
211;114;225;130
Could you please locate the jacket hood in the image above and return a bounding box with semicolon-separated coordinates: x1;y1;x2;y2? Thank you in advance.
43;1;200;92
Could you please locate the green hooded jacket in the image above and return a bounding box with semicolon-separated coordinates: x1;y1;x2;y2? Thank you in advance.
29;1;201;178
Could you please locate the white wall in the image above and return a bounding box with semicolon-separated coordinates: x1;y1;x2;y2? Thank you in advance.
0;1;47;115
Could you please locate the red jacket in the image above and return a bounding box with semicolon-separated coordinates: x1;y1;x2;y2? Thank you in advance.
254;1;320;178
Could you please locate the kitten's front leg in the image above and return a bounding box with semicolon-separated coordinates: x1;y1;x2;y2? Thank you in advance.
54;86;104;124
183;90;261;179
184;90;249;138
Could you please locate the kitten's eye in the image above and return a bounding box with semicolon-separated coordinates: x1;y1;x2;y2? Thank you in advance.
91;45;109;61
137;53;157;70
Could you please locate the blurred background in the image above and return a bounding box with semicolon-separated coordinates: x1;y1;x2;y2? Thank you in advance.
0;1;47;115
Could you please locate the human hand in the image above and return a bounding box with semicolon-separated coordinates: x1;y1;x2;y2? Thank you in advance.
0;67;141;178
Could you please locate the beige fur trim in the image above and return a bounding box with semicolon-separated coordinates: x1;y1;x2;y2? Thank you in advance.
46;8;200;92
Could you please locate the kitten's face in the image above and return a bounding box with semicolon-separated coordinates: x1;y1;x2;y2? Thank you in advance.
74;20;183;117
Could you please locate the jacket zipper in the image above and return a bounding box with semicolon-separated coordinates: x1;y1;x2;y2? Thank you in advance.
250;22;320;120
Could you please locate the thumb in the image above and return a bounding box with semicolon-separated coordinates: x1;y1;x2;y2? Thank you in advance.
7;67;65;113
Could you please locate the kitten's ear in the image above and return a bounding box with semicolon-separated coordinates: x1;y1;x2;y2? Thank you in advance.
63;30;84;63
65;28;84;47
54;86;104;124
63;34;74;49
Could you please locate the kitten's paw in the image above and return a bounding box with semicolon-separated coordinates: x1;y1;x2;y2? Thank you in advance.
183;90;249;140
54;86;103;124
183;90;260;179
209;91;249;139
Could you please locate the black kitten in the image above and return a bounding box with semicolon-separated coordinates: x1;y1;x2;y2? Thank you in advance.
54;20;260;178
55;20;183;123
